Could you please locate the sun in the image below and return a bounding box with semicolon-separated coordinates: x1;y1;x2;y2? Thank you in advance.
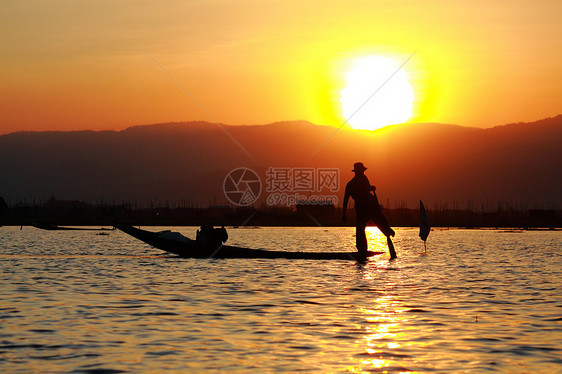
340;55;414;130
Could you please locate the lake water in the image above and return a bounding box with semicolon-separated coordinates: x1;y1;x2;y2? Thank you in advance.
0;226;560;373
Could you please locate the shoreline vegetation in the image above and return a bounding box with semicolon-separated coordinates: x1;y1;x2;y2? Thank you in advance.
1;199;560;229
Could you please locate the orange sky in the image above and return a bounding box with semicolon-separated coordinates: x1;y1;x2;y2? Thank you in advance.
1;0;561;134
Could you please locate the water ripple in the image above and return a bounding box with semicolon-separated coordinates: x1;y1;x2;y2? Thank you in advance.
0;227;560;372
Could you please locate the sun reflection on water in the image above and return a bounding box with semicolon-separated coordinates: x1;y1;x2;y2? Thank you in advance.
348;230;421;373
359;304;402;369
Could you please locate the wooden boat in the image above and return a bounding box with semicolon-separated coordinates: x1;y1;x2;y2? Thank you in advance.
32;223;115;231
115;224;382;261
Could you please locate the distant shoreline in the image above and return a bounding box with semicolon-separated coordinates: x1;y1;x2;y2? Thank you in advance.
2;206;560;229
3;225;560;231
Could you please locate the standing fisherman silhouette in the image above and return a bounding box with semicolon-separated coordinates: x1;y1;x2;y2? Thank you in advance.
343;162;397;259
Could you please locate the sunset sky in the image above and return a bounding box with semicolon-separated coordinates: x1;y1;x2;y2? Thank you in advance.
1;0;561;134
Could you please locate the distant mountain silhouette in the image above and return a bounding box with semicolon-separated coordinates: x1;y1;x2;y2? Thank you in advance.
1;116;560;209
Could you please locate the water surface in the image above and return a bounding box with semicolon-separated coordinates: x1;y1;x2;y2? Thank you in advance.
0;226;560;372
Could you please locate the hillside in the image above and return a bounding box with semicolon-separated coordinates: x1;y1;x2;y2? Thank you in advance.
1;116;560;209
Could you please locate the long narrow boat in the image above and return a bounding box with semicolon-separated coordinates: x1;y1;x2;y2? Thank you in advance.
115;224;382;261
32;223;115;231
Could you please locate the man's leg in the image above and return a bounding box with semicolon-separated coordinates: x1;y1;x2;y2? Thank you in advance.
375;212;394;238
386;236;397;259
373;212;397;259
355;216;368;255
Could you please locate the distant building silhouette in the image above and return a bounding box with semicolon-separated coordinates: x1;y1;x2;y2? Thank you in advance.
44;195;86;209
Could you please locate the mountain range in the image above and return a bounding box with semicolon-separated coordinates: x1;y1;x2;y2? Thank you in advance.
1;116;560;209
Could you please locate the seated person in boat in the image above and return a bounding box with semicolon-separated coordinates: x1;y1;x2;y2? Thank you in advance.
196;225;228;249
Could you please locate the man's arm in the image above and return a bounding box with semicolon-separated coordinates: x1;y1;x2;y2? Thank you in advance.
342;184;350;222
364;175;376;193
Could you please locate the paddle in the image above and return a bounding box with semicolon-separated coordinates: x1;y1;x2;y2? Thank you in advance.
387;236;397;259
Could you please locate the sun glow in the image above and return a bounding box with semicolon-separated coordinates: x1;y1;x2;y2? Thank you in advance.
340;55;414;130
